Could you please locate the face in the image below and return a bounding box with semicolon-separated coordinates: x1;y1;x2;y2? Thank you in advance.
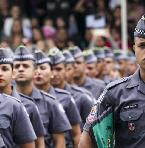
50;63;65;88
0;64;12;88
134;37;145;71
127;60;138;76
34;63;51;86
13;60;35;84
118;59;127;72
65;63;74;83
96;58;105;76
86;62;97;78
74;57;86;79
103;57;114;75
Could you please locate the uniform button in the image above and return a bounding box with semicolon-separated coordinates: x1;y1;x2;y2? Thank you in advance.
129;116;132;119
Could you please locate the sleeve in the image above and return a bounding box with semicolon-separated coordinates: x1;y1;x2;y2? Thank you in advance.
83;88;114;148
81;94;93;124
29;103;45;137
13;103;37;144
49;101;72;133
66;96;81;125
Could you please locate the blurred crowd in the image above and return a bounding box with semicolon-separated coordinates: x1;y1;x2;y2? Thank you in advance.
0;0;145;52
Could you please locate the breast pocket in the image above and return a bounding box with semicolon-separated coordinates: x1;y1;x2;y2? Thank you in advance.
120;109;144;137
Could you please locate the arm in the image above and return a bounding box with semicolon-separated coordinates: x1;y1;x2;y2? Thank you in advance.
19;142;35;148
71;124;81;148
78;131;94;148
53;133;66;148
35;137;45;148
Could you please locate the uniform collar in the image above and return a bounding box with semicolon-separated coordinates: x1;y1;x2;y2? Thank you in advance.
11;87;21;101
64;83;72;92
31;87;43;100
126;69;145;94
83;76;92;87
48;86;57;98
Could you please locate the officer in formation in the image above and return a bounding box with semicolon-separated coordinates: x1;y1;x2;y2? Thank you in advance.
47;48;82;148
0;53;36;147
0;48;45;147
79;14;145;148
12;45;71;148
68;46;105;99
49;48;93;126
82;49;98;78
33;49;81;148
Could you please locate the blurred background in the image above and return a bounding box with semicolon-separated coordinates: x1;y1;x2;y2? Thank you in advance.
0;0;145;52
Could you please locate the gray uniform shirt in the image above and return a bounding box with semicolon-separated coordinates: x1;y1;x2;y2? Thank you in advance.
48;86;81;147
84;69;145;148
0;93;36;147
64;83;93;126
30;87;71;148
11;88;45;137
80;76;105;99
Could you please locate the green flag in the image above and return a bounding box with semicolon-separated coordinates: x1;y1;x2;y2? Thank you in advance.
91;107;115;148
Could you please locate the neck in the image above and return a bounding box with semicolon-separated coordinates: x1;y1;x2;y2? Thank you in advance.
35;82;51;92
0;84;12;95
73;75;86;86
56;81;65;89
140;68;145;82
16;81;33;96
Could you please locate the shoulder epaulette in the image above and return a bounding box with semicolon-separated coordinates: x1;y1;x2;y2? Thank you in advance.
40;90;56;100
71;85;84;93
4;94;21;102
55;88;71;95
106;77;129;90
19;93;33;101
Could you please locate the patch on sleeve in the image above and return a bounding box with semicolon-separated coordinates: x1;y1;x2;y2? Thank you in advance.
86;105;98;124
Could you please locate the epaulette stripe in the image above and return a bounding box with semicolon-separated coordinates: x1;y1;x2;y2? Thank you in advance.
4;94;21;102
19;93;33;100
106;77;129;89
71;86;83;93
40;90;55;100
55;88;70;94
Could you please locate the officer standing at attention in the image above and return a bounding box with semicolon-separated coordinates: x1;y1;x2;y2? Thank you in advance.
62;49;94;126
33;49;81;148
69;46;105;99
0;58;36;147
0;48;45;147
47;48;82;148
82;49;105;86
79;14;145;148
13;45;71;148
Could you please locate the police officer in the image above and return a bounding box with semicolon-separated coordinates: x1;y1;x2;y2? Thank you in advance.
126;51;138;76
113;49;128;78
79;14;145;148
93;47;106;80
63;49;97;102
0;48;45;147
82;49;106;85
62;49;94;125
103;47;119;84
0;50;36;147
13;45;71;148
82;49;98;78
69;46;105;99
43;47;82;148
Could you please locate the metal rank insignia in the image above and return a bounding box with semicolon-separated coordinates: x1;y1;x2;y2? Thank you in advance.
128;122;135;131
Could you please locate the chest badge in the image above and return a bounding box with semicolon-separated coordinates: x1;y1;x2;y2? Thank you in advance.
128;122;135;131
